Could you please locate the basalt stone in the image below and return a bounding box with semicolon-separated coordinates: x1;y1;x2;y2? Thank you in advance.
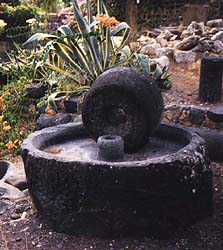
207;106;223;123
36;113;73;130
199;56;223;103
189;107;205;125
26;83;48;99
82;67;163;152
21;122;213;237
64;96;79;113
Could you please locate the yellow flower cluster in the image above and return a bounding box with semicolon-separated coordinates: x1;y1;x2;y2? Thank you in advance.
2;120;11;131
95;14;119;29
0;19;7;28
5;140;15;150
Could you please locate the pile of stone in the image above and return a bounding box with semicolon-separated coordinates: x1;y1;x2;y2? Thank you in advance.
133;19;223;63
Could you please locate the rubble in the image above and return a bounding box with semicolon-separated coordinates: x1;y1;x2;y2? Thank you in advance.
135;19;223;63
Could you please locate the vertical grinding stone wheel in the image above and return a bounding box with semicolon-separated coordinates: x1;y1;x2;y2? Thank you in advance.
82;67;164;152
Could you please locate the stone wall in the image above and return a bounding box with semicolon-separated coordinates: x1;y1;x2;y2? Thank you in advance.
108;0;223;28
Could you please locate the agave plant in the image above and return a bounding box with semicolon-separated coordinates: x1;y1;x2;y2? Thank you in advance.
24;0;131;86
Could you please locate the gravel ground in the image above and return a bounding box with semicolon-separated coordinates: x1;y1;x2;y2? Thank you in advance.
0;161;222;250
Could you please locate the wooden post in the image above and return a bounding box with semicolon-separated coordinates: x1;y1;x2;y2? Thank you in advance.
199;57;223;103
126;0;138;39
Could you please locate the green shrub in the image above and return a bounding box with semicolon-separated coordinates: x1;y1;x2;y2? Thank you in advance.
0;3;38;42
0;0;21;6
0;4;38;28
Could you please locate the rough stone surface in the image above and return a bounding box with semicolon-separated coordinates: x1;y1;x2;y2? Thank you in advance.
26;84;48;99
174;50;197;63
180;30;194;39
135;19;223;62
21;122;212;237
211;31;223;41
207;19;223;28
141;43;161;56
5;174;27;191
36;113;73;130
189;107;205;125
156;29;173;41
81;67;163;152
187;21;204;36
207;106;223;123
175;35;200;51
0;182;26;200
155;47;173;57
199;56;223;103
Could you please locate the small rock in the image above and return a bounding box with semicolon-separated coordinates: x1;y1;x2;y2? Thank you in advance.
209;28;219;34
157;29;173;41
36;113;73;130
155;47;174;57
211;31;223;41
151;56;170;68
175;35;200;51
141;43;161;56
23;189;30;197
189;107;205;125
213;40;223;55
180;30;194;39
196;39;214;52
64;96;79;113
187;21;204;36
207;19;223;28
156;37;168;47
11;213;21;220
207;106;223;123
5;175;27;191
26;83;48;99
0;182;25;200
174;50;197;63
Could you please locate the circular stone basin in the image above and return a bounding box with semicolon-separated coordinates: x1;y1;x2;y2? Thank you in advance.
21;122;213;237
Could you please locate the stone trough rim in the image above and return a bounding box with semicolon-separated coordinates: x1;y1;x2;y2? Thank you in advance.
0;160;13;181
21;122;206;167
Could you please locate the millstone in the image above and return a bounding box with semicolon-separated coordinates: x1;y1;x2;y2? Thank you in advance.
82;67;163;152
21;122;213;237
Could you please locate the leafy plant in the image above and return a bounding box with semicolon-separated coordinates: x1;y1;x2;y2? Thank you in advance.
24;0;131;85
0;76;36;157
24;0;171;104
0;19;7;36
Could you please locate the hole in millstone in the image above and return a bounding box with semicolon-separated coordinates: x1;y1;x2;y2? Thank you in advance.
105;106;127;125
104;135;116;140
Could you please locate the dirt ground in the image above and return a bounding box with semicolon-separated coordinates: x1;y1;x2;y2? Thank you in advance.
1;61;223;250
